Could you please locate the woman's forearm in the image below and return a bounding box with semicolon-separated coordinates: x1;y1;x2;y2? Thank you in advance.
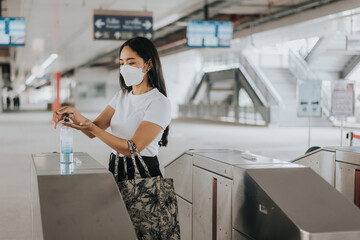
81;129;96;138
81;120;109;139
90;125;131;156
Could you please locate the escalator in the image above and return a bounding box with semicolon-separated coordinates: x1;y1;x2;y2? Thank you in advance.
181;65;274;125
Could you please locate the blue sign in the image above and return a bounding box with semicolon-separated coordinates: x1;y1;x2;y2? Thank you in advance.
0;17;26;46
187;21;233;48
93;11;153;41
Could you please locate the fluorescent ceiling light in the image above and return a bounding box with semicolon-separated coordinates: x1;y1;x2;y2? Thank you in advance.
25;74;36;85
25;53;58;85
153;13;180;30
41;53;58;69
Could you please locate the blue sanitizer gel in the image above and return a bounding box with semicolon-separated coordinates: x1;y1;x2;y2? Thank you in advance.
60;115;73;163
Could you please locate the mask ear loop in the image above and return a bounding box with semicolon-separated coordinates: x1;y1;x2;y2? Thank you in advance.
142;60;149;73
143;60;154;87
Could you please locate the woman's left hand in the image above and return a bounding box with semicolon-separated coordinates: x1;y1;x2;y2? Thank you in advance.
62;118;95;132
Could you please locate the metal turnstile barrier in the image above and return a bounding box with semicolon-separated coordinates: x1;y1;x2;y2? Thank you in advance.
292;146;360;208
165;149;360;240
31;152;137;240
346;132;360;146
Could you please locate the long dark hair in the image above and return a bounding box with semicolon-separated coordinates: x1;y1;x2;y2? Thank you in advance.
118;37;169;147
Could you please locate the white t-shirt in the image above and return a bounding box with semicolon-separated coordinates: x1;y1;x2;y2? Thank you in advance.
108;88;171;156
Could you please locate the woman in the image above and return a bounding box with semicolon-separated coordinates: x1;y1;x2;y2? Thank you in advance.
52;37;171;181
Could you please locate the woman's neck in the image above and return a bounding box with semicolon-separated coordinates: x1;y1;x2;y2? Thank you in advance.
132;81;153;95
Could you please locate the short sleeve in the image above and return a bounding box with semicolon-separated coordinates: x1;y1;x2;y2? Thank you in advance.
143;97;171;129
108;91;120;109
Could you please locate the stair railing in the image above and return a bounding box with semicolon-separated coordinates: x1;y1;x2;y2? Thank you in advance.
288;49;318;81
178;103;268;126
239;54;282;106
184;70;204;104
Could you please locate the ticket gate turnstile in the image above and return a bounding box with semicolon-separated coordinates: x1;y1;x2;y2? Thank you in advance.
31;152;137;240
292;146;360;208
165;149;360;240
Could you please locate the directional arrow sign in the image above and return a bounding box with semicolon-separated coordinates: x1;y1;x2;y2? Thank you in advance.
114;32;121;39
95;19;105;29
94;31;102;39
145;32;152;39
93;10;153;41
142;20;152;30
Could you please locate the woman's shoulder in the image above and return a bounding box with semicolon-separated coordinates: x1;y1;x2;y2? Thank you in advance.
150;88;169;101
114;89;131;99
149;89;170;106
143;89;172;128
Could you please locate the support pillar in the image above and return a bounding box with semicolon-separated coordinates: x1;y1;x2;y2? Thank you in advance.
52;72;61;112
26;87;30;104
234;70;240;122
205;74;211;105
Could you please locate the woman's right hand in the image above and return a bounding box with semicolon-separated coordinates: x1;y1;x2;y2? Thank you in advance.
52;106;87;129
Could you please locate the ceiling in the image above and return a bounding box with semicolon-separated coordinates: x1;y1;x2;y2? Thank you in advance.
5;0;207;81
2;0;358;87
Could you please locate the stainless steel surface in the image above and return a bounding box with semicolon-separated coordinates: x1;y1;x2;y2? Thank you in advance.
244;167;360;239
177;196;192;240
327;146;360;154
193;154;234;179
192;149;284;179
216;172;232;240
293;146;360;206
192;166;214;240
194;150;284;167
166;149;360;240
31;161;43;240
192;166;232;240
292;150;336;185
232;229;249;240
33;152;105;173
164;153;193;202
336;162;358;203
336;148;360;165
32;153;137;240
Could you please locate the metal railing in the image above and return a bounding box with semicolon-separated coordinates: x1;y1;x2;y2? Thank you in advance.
179;104;268;126
304;37;325;63
239;54;282;106
288;49;318;81
184;71;204;104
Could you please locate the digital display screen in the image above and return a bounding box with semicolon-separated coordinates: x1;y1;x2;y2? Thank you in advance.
0;17;26;46
186;21;233;48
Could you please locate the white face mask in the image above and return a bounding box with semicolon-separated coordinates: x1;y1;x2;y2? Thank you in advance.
120;63;147;87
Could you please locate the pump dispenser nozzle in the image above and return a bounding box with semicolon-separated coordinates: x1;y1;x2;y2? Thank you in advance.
64;113;70;122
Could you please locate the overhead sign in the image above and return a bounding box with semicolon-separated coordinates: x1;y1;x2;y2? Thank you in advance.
331;82;355;116
0;17;26;46
187;21;233;48
297;81;322;117
93;10;153;41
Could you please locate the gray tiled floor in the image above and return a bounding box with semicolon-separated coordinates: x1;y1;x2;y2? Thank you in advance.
0;111;345;239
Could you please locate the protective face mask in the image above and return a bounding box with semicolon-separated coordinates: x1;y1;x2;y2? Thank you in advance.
120;63;147;87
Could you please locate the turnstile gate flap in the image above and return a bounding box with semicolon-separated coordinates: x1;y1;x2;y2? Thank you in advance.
246;167;360;236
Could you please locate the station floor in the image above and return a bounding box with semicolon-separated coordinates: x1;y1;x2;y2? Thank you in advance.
0;110;346;239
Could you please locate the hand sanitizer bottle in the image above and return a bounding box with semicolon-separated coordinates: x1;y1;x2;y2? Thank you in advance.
60;114;73;163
